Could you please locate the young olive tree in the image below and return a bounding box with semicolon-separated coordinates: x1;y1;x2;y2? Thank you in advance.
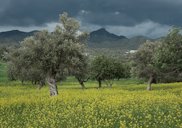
71;56;90;89
8;12;87;96
91;55;123;88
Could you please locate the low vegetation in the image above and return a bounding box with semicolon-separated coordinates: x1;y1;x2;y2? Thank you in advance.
0;81;181;128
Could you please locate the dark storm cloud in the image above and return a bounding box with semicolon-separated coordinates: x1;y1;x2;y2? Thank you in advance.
0;0;84;26
80;0;182;26
0;0;182;27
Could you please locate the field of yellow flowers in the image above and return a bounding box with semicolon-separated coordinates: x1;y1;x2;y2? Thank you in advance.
0;80;182;128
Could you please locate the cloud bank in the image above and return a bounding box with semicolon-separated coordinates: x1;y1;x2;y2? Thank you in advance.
0;0;181;37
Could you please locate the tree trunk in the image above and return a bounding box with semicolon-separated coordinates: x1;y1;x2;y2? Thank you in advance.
98;80;102;88
147;76;153;91
47;77;58;96
77;78;85;89
80;81;85;89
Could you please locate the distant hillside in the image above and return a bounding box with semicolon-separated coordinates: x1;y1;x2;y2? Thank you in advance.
125;36;154;50
0;29;155;50
0;30;38;44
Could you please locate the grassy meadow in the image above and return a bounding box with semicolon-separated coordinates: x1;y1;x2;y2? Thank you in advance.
0;62;182;128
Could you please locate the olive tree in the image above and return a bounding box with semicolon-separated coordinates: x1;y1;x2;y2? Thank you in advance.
91;55;124;88
71;56;90;89
131;40;159;90
8;12;87;96
154;28;182;83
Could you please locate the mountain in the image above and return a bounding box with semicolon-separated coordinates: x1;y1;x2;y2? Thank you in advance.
0;30;38;44
0;29;154;50
88;28;154;49
89;28;127;43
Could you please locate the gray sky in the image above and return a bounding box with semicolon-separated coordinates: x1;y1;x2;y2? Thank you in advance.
0;0;181;38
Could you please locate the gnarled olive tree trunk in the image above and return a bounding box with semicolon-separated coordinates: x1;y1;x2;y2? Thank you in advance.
76;77;85;89
147;75;156;91
76;77;90;89
47;77;58;96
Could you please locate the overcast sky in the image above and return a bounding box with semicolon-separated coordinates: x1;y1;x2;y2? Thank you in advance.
0;0;181;38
